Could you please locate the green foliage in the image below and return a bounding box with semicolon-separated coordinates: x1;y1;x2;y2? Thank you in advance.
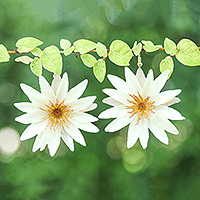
0;36;200;81
160;56;174;78
93;59;106;82
74;39;96;54
96;42;107;58
64;46;75;56
60;39;71;49
31;47;42;57
40;45;62;74
164;37;177;56
133;42;142;56
30;58;42;76
175;39;200;66
0;44;10;62
16;37;43;53
142;40;162;52
109;40;133;66
81;54;97;68
15;56;33;64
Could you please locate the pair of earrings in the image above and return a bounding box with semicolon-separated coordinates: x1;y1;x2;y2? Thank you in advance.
14;67;184;157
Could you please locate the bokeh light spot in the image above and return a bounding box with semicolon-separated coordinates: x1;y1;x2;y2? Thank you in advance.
0;127;20;155
122;149;147;173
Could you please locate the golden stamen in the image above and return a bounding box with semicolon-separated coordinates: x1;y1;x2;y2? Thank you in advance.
39;99;74;131
126;92;155;125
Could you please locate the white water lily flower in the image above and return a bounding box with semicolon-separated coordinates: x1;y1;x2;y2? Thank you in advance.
14;73;99;157
99;67;185;149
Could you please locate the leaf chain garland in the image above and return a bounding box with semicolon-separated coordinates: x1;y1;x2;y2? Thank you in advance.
1;37;200;81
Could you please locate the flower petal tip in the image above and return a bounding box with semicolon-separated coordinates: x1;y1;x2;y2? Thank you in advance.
141;145;148;149
94;127;100;133
20;83;26;90
13;103;19;109
98;113;103;119
20;136;25;141
165;140;169;145
63;72;68;77
82;142;87;147
163;69;170;75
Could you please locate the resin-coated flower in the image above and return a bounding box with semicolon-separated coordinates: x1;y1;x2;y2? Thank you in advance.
15;73;99;156
99;67;184;149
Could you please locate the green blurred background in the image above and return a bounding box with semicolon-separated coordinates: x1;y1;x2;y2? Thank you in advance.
0;0;200;199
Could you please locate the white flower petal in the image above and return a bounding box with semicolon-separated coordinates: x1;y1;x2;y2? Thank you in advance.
103;89;129;105
62;132;74;151
142;69;154;97
48;131;61;157
148;121;169;144
39;128;56;151
127;119;139;149
150;70;169;96
83;103;97;112
40;141;47;151
156;105;185;120
73;112;98;123
105;114;132;132
70;96;96;111
51;74;61;93
56;72;69;101
32;133;43;152
39;76;56;102
20;120;47;141
153;89;182;106
65;79;88;103
99;105;127;119
20;83;45;105
69;117;99;133
138;119;149;149
15;111;46;124
102;97;122;106
125;67;142;94
152;114;179;135
107;74;129;93
64;125;86;146
76;122;99;133
14;102;36;113
136;67;145;87
163;97;181;106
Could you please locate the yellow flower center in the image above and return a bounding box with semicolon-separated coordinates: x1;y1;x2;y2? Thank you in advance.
40;99;73;131
126;92;155;125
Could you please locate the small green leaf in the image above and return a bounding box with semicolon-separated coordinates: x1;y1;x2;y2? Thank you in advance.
15;56;33;64
133;41;137;48
30;58;42;76
109;40;133;66
160;56;174;78
143;45;162;52
60;39;71;49
164;37;177;56
81;54;97;68
141;40;154;46
64;46;75;56
133;43;142;56
142;40;162;52
73;39;96;54
175;39;200;66
93;59;106;82
40;45;62;74
96;42;107;58
0;44;10;62
31;47;42;57
16;37;43;53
